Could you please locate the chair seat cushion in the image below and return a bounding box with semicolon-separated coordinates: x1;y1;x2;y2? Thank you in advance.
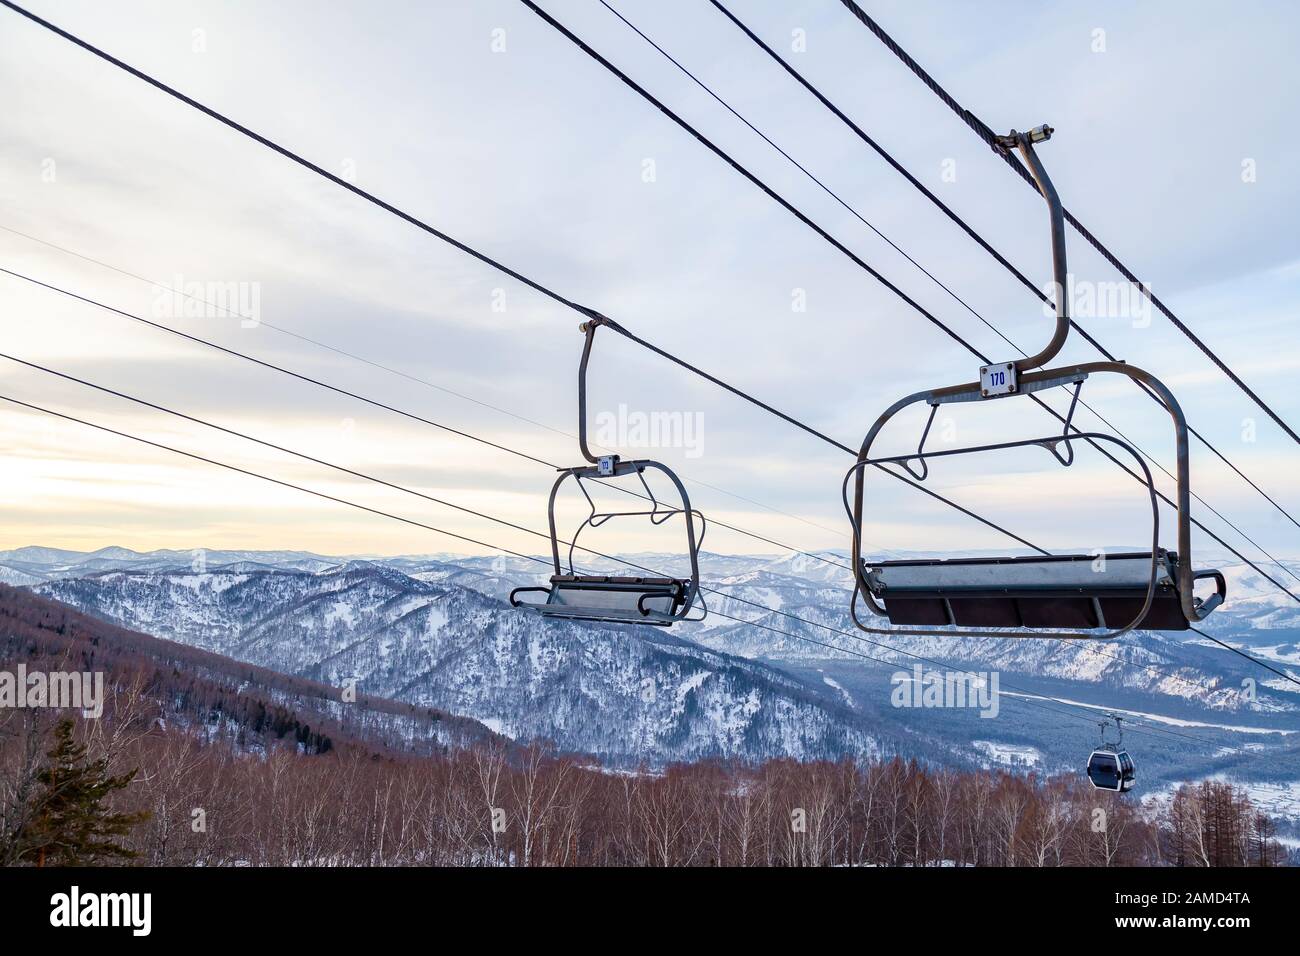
544;574;686;618
865;550;1193;630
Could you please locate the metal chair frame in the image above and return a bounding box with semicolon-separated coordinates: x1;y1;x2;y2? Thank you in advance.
847;125;1226;640
510;320;705;625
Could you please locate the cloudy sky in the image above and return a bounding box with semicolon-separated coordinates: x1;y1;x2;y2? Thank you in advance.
1;0;1297;572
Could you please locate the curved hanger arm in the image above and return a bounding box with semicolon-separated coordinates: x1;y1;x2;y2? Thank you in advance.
999;126;1071;372
576;315;605;465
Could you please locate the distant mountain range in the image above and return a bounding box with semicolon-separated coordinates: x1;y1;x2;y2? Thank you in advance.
8;544;1300;793
20;552;884;766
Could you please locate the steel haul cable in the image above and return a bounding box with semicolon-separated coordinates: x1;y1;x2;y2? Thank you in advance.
710;0;1300;537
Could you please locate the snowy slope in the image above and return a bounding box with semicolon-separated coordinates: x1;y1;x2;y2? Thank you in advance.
33;563;883;766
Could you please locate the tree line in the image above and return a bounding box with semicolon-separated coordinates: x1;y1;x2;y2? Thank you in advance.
2;701;1288;867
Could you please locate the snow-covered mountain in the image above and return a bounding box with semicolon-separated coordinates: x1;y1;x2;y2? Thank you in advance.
0;545;339;584
438;550;1300;712
29;561;885;767
13;544;1300;781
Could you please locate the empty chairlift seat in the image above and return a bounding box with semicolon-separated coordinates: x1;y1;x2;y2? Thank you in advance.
512;574;690;626
862;549;1225;632
845;126;1228;640
507;319;705;628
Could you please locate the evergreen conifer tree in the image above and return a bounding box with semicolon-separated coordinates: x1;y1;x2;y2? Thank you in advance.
30;718;148;866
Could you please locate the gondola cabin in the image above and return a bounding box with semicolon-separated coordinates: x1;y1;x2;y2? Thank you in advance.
1087;747;1135;792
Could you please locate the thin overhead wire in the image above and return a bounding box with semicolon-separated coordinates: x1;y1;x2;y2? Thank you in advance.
1189;626;1300;688
0;222;850;548
0;266;858;570
0;264;1044;559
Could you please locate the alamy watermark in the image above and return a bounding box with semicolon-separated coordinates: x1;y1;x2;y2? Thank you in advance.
0;664;104;718
1044;275;1151;328
151;274;261;327
594;403;704;458
50;886;150;936
890;665;1000;718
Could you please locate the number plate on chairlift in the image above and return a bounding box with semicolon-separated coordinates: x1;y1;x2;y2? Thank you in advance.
980;362;1017;397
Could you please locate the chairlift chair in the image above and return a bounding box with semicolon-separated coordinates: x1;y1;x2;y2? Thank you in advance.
510;318;706;625
1087;714;1136;792
845;125;1227;639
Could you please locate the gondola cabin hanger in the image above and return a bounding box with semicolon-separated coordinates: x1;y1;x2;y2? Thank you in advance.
844;125;1226;639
